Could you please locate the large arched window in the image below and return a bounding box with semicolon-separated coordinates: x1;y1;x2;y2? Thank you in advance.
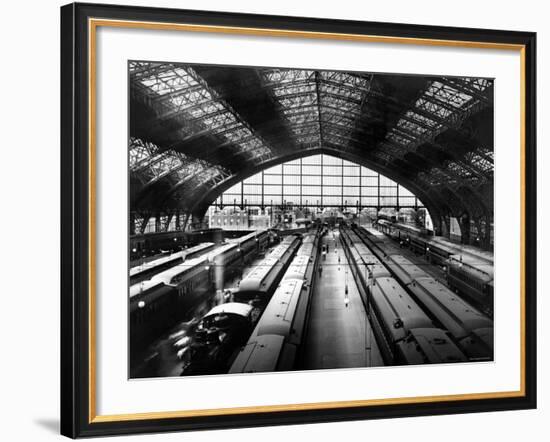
208;154;432;230
212;154;424;208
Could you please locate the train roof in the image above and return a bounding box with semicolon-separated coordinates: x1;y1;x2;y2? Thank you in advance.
284;256;311;281
394;223;422;234
269;240;296;260
226;230;264;244
364;227;384;237
412;277;493;337
373;277;433;337
301;232;316;242
429;237;493;264
296;242;316;258
130;242;215;278
129;279;164;299
359;227;385;242
386;255;427;285
254;279;304;338
358;251;382;265
447;254;494;278
184;242;215;254
471;327;494;350
203;302;253;319
237;231;258;242
399;328;468;364
344;230;361;242
344;232;389;278
207;243;238;259
365;262;391;279
281;234;299;243
229;334;285;373
150;255;208;285
353;241;371;256
129;252;184;277
238;258;280;292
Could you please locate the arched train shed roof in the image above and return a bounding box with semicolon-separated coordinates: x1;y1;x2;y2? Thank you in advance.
129;61;494;221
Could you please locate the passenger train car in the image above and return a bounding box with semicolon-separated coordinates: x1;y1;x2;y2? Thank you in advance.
129;230;268;354
130;255;214;354
180;234;302;375
371;221;494;309
130;228;223;260
350;225;493;361
233;235;302;306
129;242;215;285
129;280;177;349
227;230;269;263
447;253;494;307
340;228;467;365
229;231;321;373
406;276;493;360
209;229;269;291
396;328;468;365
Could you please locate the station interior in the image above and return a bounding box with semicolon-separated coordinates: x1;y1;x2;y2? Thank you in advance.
129;62;494;378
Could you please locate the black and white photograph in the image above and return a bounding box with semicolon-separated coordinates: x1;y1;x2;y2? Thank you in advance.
1;0;543;439
128;61;495;379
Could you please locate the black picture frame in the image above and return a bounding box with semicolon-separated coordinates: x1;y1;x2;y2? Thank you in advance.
61;2;537;438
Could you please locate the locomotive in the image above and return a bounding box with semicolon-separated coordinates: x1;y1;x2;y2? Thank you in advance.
180;234;302;375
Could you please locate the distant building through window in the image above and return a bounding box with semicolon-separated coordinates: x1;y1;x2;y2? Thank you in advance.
208;154;432;230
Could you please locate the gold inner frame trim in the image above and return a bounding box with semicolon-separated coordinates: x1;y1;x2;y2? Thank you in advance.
88;17;527;424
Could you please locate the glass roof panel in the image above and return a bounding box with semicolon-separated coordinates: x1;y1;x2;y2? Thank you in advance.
129;137;228;187
381;77;491;157
130;62;273;164
259;68;373;149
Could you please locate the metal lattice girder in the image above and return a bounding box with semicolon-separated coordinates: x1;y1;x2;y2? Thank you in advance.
130;62;494;221
259;69;374;150
463;147;494;174
261;69;321;147
172;165;231;194
442;77;493;104
414;163;490;217
130;62;274;166
129;137;158;171
132;213;150;235
130;137;230;189
378;78;493;160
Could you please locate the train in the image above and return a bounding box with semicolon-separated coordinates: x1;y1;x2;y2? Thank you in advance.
350;225;494;361
229;230;321;373
130;228;224;260
373;220;494;309
377;208;397;223
340;227;467;365
446;253;494;307
129;242;215;285
129;230;269;355
180;234;302;375
176;302;255;375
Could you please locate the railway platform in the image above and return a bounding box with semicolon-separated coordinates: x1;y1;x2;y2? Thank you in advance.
301;231;384;370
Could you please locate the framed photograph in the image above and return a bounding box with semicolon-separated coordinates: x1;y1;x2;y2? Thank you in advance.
60;2;537;438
